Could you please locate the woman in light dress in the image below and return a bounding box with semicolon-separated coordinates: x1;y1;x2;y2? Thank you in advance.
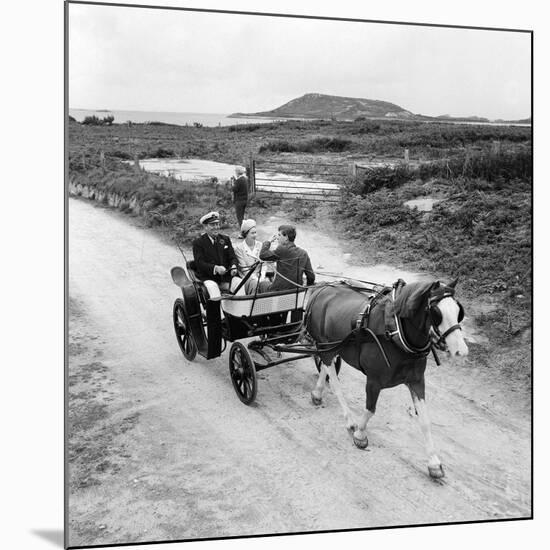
234;219;273;294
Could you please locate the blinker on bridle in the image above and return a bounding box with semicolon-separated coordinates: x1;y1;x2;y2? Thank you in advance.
428;288;464;352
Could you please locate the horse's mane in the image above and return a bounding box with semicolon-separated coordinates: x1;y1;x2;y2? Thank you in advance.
393;280;435;318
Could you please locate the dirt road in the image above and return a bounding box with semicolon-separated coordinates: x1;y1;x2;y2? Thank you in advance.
68;198;531;547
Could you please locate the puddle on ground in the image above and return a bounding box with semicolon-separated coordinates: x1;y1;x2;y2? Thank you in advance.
138;158;235;182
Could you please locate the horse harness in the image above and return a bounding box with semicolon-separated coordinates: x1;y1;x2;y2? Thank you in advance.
352;278;464;366
306;279;464;370
305;282;393;369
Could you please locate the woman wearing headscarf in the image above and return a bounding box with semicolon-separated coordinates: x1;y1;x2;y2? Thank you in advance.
234;219;272;294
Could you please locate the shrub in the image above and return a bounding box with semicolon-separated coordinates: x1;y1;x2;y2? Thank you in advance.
82;115;115;126
228;123;263;132
258;136;355;154
153;147;174;158
110;151;133;160
82;115;101;125
416;148;532;183
345;165;413;195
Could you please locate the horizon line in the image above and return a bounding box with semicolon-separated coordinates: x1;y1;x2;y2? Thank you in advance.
68;106;531;123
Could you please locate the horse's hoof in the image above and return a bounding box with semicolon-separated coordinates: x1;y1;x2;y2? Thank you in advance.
428;464;445;479
311;393;322;406
353;434;369;449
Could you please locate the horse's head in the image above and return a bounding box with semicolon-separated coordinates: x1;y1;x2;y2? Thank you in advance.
428;279;469;358
393;278;468;358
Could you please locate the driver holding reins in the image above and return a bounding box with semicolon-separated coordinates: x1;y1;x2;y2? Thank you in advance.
192;211;244;299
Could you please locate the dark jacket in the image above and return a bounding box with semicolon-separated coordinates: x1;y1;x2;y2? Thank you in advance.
192;233;238;283
232;175;248;203
259;241;315;291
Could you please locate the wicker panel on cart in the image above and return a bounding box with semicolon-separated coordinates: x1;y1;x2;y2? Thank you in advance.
221;289;307;317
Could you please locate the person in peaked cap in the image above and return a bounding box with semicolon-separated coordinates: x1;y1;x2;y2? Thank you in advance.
192;211;244;299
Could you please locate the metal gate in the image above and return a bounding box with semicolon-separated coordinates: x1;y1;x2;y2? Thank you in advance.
249;158;349;202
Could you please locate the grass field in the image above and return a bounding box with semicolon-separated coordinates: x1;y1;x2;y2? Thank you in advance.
69;117;530;166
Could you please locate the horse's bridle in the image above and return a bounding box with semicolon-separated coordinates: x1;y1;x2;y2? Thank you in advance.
428;288;464;352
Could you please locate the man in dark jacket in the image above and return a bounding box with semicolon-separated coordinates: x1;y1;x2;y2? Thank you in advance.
259;225;315;291
231;166;248;228
192;211;243;299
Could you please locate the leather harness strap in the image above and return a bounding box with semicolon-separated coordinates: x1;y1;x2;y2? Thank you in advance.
383;280;432;357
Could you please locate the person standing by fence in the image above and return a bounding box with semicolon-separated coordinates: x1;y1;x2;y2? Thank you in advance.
231;166;248;229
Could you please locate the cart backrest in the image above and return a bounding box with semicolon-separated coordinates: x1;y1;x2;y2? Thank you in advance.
186;260;201;283
221;288;307;318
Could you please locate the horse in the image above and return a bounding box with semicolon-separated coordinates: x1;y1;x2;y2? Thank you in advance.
304;278;468;479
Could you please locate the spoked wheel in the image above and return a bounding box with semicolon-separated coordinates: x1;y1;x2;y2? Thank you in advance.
229;342;257;405
173;298;197;361
314;355;342;381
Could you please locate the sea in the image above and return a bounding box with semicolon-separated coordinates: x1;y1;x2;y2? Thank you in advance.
69;108;530;128
68;108;280;127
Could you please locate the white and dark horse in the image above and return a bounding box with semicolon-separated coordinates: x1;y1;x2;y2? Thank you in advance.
305;279;468;478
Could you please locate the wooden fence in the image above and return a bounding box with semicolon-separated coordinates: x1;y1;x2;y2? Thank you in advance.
249;149;417;202
249;157;350;202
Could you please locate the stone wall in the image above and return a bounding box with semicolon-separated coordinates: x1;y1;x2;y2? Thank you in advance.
68;178;143;216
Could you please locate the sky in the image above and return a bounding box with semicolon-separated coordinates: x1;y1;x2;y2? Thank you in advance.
68;3;531;120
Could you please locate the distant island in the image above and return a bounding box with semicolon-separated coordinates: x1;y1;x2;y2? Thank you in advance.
229;93;530;125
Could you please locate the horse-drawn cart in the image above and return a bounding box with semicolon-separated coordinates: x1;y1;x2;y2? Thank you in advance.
171;257;469;478
170;262;341;404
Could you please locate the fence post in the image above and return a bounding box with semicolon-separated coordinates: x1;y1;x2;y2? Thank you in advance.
491;140;501;156
462;146;472;176
249;155;256;195
404;149;409;168
134;154;140;171
100;150;105;172
351;162;357;177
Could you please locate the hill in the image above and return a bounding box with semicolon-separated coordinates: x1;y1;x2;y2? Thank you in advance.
230;93;414;121
230;93;530;125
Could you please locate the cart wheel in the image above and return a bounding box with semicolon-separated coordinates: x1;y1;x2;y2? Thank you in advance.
173;298;197;361
314;355;342;381
229;342;257;405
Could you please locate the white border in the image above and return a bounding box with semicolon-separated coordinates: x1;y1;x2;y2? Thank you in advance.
4;1;544;549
